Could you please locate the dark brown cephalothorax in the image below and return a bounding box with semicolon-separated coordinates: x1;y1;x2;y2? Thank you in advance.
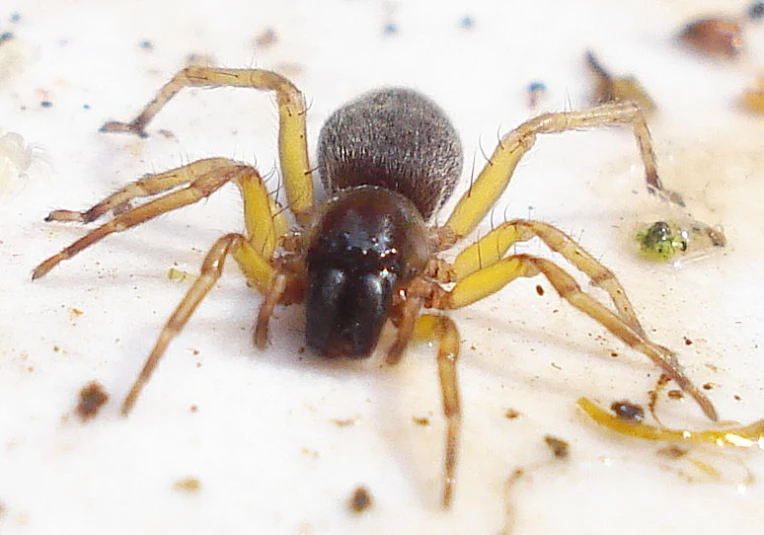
34;65;717;509
306;186;430;358
318;88;463;220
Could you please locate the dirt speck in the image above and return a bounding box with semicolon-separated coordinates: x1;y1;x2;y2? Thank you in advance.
412;416;430;426
255;27;278;48
348;486;373;513
504;408;520;420
610;400;644;422
76;381;109;421
543;435;569;459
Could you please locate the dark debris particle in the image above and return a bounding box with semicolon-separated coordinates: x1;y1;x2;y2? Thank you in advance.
0;32;13;44
543;435;570;459
348;486;373;513
254;27;278;48
504;408;520;420
610;400;644;422
535;284;544;296
679;18;743;60
703;382;714;390
83;103;90;110
667;389;684;400
76;381;109;421
40;101;52;108
749;1;764;20
683;337;693;346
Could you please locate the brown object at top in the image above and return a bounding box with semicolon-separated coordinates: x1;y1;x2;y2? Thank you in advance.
679;18;743;60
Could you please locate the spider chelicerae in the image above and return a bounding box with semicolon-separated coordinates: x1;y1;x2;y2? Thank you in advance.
33;67;717;507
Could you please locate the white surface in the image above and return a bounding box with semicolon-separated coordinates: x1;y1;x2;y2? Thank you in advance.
1;0;764;533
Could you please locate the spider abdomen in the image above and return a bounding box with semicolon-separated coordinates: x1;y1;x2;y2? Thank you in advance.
317;88;463;220
305;186;430;358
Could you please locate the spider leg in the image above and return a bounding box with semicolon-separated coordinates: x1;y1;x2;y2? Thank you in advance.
441;219;645;336
439;101;684;243
44;157;237;224
429;254;718;422
100;67;314;221
409;314;461;509
122;232;275;415
33;162;280;279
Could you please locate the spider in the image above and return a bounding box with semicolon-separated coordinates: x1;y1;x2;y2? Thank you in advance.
32;67;718;508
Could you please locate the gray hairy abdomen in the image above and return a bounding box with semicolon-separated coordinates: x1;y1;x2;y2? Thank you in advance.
317;88;463;220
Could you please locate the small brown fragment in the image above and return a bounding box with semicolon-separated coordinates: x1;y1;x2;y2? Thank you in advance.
657;445;688;459
648;374;671;417
684;337;693;346
535;284;544;296
543;435;569;459
585;51;656;114
504;408;520;420
255;27;278;48
76;381;109;421
412;416;430;426
610;400;644;422
679;18;743;60
348;486;373;513
332;417;357;427
173;477;201;493
667;389;684;400
703;382;714;391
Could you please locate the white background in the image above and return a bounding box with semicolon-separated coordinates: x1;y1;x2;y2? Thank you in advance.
1;0;764;533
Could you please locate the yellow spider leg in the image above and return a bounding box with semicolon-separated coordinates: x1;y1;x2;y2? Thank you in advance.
410;314;461;509
234;165;286;259
432;254;718;422
101;67;313;221
44;157;237;224
122;232;274;415
33;163;264;279
450;219;644;335
442;101;683;240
